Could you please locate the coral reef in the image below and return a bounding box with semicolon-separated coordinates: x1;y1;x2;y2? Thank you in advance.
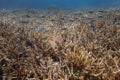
0;9;120;80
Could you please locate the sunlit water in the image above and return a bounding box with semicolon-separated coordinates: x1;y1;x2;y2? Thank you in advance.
0;0;120;9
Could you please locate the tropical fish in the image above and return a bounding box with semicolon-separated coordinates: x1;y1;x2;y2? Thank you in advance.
48;40;59;51
48;35;66;51
51;35;66;43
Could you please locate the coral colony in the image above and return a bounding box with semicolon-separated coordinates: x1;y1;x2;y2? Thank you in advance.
0;9;120;80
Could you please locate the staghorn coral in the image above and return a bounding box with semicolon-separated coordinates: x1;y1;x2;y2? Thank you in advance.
0;9;120;80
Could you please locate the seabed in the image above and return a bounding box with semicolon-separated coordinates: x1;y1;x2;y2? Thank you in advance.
0;8;120;80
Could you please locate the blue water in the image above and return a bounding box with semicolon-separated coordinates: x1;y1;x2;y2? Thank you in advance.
0;0;120;9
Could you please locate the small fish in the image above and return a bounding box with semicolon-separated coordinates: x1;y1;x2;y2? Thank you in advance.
48;35;66;51
38;28;46;32
41;37;47;41
61;28;68;31
30;27;35;30
48;40;59;50
51;35;66;43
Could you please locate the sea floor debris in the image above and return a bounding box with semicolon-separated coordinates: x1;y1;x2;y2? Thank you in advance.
0;8;120;80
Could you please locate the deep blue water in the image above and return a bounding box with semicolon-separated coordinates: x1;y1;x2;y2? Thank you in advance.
0;0;120;9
